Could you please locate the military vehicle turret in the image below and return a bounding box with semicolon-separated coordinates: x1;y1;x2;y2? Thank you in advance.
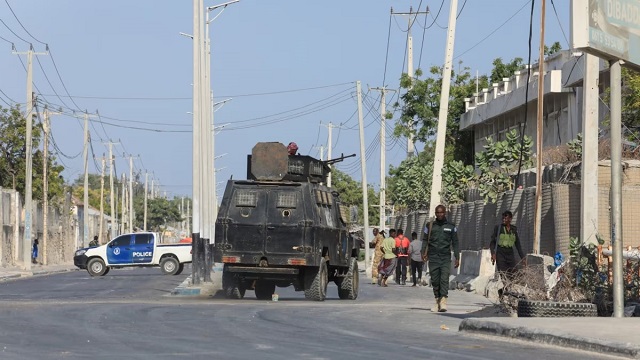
213;142;359;301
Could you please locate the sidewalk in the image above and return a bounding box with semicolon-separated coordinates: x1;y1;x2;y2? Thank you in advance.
0;263;78;281
459;317;640;359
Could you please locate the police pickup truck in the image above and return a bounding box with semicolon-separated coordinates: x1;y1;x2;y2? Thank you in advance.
74;232;192;276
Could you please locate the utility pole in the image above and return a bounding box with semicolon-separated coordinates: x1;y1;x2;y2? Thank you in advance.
611;59;624;317
81;111;97;248
314;145;325;161
581;55;599;247
13;44;47;269
144;172;148;231
128;155;139;233
121;173;127;234
104;141;119;239
533;0;546;255
392;6;428;158
356;81;371;269
192;0;203;285
42;106;60;264
429;0;459;217
370;87;396;230
99;155;106;244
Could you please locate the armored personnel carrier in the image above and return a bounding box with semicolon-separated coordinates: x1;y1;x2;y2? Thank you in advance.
213;142;359;301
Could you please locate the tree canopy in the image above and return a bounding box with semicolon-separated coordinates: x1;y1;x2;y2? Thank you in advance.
0;105;66;201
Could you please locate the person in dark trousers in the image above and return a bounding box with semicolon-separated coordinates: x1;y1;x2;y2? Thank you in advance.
31;238;39;264
408;232;423;287
394;229;410;285
422;205;460;312
490;210;526;277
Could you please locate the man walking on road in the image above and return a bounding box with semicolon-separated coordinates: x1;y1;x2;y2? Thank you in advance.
422;205;459;312
394;229;410;285
408;232;423;287
370;228;385;284
378;229;397;287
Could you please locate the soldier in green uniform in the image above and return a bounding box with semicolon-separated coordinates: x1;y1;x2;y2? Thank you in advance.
421;204;460;312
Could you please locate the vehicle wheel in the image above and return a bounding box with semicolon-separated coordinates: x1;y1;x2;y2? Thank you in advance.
160;257;180;275
304;258;328;301
338;257;359;300
255;281;276;300
517;300;597;317
87;258;107;277
222;271;245;299
103;267;110;276
174;263;185;275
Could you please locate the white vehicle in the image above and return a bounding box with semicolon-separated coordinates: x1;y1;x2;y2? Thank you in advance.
73;232;192;276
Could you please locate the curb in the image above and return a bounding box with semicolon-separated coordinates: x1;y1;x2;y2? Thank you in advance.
0;273;24;281
459;318;640;359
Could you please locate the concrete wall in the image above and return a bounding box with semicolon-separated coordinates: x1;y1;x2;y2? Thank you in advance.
0;188;100;268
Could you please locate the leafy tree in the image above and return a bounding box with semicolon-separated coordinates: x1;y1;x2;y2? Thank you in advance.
331;168;379;226
72;174;122;217
441;160;475;204
0;105;66;201
620;67;640;139
387;148;434;211
490;57;524;84
134;196;182;232
475;129;533;203
394;66;487;166
544;41;562;56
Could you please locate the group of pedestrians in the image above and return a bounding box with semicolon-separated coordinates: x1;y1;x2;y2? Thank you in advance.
369;204;525;313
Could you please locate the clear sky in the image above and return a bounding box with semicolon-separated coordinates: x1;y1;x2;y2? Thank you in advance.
0;0;570;199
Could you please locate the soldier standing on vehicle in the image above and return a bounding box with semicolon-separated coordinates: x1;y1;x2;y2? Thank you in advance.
490;210;525;277
421;205;459;312
370;228;385;284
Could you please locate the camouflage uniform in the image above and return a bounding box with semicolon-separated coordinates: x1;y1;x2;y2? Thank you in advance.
371;233;385;280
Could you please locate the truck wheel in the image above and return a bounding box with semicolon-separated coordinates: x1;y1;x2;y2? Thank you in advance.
222;271;245;299
160;257;180;275
338;258;359;300
87;258;107;277
255;281;276;300
174;263;185;275
103;267;110;276
304;259;328;301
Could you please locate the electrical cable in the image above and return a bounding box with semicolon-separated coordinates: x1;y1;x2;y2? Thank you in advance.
454;0;532;61
382;11;393;87
514;0;536;189
0;18;29;44
4;0;47;45
40;81;354;101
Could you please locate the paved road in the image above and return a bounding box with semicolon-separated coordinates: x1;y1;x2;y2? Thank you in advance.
0;269;621;359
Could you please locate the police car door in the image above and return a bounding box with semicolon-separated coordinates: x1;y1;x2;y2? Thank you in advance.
107;234;133;265
131;233;154;264
265;188;302;255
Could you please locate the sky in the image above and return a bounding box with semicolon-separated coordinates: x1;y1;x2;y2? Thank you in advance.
0;0;571;200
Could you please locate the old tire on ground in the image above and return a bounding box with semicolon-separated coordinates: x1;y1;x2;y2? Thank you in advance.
160;257;180;275
174;263;185;275
222;271;245;299
517;300;597;317
304;258;328;301
87;258;107;277
255;281;276;300
338;257;359;300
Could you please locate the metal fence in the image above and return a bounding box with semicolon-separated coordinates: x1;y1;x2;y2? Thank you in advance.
389;184;640;259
